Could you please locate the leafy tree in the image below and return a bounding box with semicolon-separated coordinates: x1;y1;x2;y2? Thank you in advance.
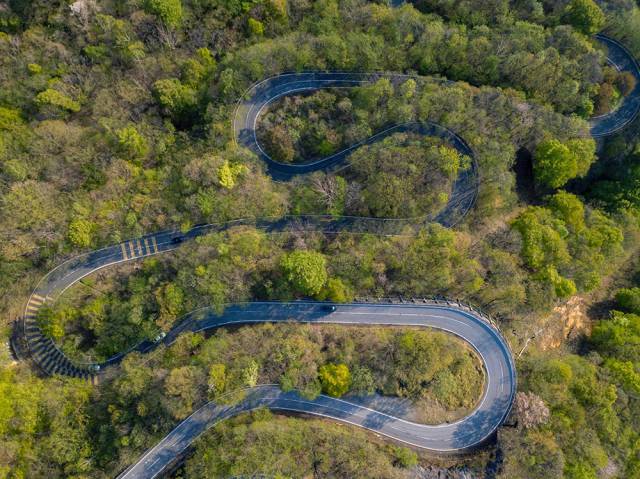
350;365;375;395
37;305;77;340
280;250;328;296
152;78;198;127
154;283;185;331
604;358;640;395
35;89;81;113
318;277;352;303
535;265;577;298
547;190;585;232
144;0;183;28
182;48;216;87
217;160;247;189
318;363;351;397
614;287;640;314
208;363;227;398
241;360;259;387
563;0;605;35
67;218;95;248
393;447;418;468
164;366;205;419
511;207;570;270
533;138;596;189
533;139;572;189
0;107;23;130
247;18;264;36
115;125;149;161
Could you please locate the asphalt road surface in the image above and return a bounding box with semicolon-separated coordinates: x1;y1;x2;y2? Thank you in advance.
116;301;516;479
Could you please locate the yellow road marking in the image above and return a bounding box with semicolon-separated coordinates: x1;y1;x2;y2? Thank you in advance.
136;239;143;256
144;238;151;255
32;294;45;304
151;236;158;254
127;241;136;259
120;243;128;260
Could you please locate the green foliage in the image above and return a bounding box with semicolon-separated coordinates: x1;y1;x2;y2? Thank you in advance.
533;138;596;189
350;365;375;395
614;287;640;314
152;78;198;126
563;0;606;35
27;63;41;75
115;125;149;161
547;191;585;232
318;363;351;397
535;265;577;299
67;218;96;248
511;207;570;270
144;0;183;28
0;107;22;130
248;17;264;36
318;277;353;303
182;48;216;87
155;282;185;330
35;88;80;113
280;250;328;296
604;358;640;395
217;160;247;189
393;446;418;468
184;414;410;477
208;363;227;397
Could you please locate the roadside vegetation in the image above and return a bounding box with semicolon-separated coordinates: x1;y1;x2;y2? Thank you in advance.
2;0;640;478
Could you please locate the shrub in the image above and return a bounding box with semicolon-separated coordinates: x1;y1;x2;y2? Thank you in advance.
280;250;328;296
35;89;81;113
144;0;183;28
318;363;351;397
615;287;640;314
67;219;95;248
115;125;149;161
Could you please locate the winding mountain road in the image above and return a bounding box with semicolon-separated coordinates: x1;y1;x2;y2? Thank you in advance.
116;302;515;479
14;29;640;479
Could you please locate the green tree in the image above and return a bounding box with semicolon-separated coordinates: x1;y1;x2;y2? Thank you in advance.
164;366;204;419
67;218;95;248
280;250;328;296
547;191;585;232
533;139;577;189
217;160;247;189
350;365;375;395
318;277;352;303
208;363;227;397
563;0;605;35
35;89;80;113
318;363;351;397
155;283;185;331
152;78;198;126
511;207;570;270
615;288;640;314
115;125;149;161
144;0;183;28
247;18;264;36
535;265;577;299
393;447;418;468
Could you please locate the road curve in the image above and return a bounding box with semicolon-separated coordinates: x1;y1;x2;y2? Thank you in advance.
590;34;640;137
14;26;640;479
116;301;516;479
